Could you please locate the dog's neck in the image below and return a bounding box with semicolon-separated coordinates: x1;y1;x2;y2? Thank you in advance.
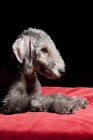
25;72;41;95
25;72;36;82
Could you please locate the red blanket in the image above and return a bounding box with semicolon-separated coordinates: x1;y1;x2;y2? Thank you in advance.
0;87;93;140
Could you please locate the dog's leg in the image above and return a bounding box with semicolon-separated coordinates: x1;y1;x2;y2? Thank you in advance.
0;95;31;114
31;93;88;114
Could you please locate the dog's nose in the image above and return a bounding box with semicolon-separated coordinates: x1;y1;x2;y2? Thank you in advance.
58;68;65;75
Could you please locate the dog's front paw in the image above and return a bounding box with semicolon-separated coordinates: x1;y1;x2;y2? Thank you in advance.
72;96;89;109
53;96;89;114
0;100;10;114
0;98;15;114
53;100;80;114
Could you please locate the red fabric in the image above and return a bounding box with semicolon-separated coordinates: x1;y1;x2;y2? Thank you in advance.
0;87;93;140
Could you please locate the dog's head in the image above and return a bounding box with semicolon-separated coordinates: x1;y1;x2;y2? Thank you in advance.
12;28;65;79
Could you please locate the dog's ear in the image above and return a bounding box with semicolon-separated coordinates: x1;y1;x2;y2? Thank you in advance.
12;35;31;63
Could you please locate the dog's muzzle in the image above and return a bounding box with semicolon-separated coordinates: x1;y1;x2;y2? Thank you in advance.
58;68;65;76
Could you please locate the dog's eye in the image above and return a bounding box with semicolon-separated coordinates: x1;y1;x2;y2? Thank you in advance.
41;48;48;53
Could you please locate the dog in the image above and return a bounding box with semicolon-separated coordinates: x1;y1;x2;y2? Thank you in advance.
0;28;88;114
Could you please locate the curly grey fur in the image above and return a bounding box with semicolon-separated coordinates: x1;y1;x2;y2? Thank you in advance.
0;28;88;114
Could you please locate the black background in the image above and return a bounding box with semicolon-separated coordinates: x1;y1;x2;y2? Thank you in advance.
0;3;92;87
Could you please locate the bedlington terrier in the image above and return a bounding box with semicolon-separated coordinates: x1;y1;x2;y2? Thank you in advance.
0;28;88;114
